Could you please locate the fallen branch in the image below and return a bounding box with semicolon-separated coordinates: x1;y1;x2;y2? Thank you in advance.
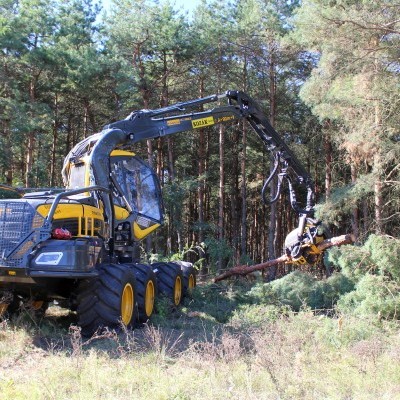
214;234;355;282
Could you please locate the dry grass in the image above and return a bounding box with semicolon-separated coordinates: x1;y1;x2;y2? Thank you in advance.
0;298;399;399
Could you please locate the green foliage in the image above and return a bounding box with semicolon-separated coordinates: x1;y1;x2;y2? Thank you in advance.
204;236;234;272
364;235;400;282
326;234;400;283
154;295;175;320
315;174;375;227
325;244;374;281
325;235;400;319
229;303;288;329
337;274;400;320
188;283;250;324
247;270;354;311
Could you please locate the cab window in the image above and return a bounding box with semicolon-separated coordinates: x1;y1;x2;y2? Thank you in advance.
111;156;163;223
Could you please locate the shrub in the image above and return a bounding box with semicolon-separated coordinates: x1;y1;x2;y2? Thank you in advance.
229;304;285;329
324;234;400;319
247;271;354;311
337;274;400;319
325;234;400;283
365;235;400;282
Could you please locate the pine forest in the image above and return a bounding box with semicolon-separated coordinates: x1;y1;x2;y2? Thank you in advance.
0;0;399;272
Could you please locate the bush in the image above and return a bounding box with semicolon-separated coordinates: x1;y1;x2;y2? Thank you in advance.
365;235;400;282
247;271;354;311
324;244;373;281
229;304;285;329
337;274;400;319
325;234;400;283
324;234;400;319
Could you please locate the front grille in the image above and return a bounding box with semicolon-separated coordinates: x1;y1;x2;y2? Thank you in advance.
0;201;44;267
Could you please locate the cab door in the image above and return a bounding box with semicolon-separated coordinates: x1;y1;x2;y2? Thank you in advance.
111;151;164;241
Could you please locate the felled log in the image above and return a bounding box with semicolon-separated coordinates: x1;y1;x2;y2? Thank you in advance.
214;234;355;282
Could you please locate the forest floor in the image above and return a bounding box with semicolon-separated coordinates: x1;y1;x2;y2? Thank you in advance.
1;280;400;400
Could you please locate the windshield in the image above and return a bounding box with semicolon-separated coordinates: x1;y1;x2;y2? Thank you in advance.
111;156;163;223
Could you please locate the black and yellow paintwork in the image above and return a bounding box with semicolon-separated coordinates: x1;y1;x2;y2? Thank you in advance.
61;149;161;241
36;203;105;238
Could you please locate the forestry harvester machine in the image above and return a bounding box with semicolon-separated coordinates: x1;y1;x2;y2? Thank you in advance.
0;91;328;335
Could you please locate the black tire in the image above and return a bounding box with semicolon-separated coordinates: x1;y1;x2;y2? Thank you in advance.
152;262;183;306
77;263;137;336
172;261;196;297
133;263;157;322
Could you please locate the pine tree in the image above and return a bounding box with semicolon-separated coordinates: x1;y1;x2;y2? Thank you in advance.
293;0;400;237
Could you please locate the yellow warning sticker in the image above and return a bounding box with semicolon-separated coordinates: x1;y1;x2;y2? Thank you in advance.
216;115;235;124
192;116;215;129
167;119;181;126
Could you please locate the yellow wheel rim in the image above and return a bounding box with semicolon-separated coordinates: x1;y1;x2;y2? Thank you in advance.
121;283;134;325
188;274;195;290
174;276;182;306
144;280;155;317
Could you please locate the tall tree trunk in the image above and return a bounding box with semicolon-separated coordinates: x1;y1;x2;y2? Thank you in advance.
350;163;360;240
230;128;240;264
25;79;36;188
50;94;59;187
324;125;332;200
197;80;207;272
218;124;225;272
240;120;247;257
240;55;248;259
373;35;383;235
266;49;278;280
83;99;97;135
2;119;13;185
83;102;89;138
374;152;383;234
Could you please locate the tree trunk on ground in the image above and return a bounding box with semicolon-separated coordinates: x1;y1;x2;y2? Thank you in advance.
214;234;355;282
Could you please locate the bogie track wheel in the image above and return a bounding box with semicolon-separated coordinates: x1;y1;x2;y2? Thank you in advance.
172;261;196;296
133;264;157;322
152;262;183;306
77;264;137;336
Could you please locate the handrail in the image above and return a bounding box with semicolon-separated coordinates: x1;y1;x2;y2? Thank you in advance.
44;185;110;227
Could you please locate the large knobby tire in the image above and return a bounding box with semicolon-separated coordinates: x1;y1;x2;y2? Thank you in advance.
77;264;137;336
152;262;183;306
133;263;157;322
172;261;196;297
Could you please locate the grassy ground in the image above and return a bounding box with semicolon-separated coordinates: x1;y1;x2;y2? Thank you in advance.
1;281;400;400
